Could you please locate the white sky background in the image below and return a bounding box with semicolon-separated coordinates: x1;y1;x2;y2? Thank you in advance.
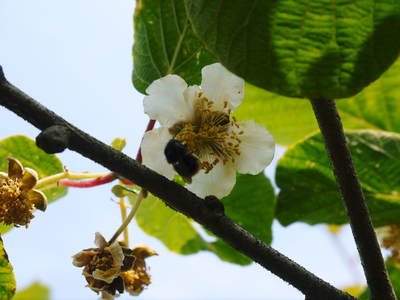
0;1;365;300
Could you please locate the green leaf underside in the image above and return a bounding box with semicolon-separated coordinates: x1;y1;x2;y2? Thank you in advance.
0;237;15;300
0;135;67;233
207;173;276;265
186;0;400;99
13;282;50;300
276;130;400;227
236;58;400;146
359;258;400;299
135;173;275;265
132;0;216;94
135;193;209;255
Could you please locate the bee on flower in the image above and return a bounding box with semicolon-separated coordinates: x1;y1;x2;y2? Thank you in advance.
72;232;157;299
141;63;275;198
0;157;47;227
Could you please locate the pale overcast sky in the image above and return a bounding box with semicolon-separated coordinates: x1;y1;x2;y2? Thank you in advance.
0;1;364;299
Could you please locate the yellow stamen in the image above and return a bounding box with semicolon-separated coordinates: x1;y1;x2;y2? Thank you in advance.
173;98;242;173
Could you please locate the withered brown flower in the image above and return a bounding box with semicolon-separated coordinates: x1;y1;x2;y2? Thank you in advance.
121;245;157;296
72;233;136;299
0;157;47;227
376;224;400;263
73;233;157;299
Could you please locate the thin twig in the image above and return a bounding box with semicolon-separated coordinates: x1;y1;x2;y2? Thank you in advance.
310;98;396;300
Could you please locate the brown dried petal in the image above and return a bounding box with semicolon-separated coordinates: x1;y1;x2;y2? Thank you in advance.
7;157;24;179
95;232;108;249
132;245;158;259
20;168;38;191
72;251;96;267
25;189;47;211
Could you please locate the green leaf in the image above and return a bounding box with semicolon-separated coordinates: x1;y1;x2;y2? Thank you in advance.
236;58;400;145
135;194;209;255
0;135;67;233
208;173;276;265
0;237;16;300
359;258;400;299
186;0;400;98
132;0;216;94
111;185;138;198
136;172;275;265
13;282;49;300
276;130;400;227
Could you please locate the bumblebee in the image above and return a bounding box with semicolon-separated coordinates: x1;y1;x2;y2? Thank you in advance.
164;139;200;183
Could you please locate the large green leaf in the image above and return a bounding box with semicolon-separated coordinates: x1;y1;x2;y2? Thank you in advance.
13;282;49;300
359;258;400;299
0;237;15;300
186;0;400;98
132;0;215;94
135;193;209;255
135;173;275;265
207;173;276;265
276;130;400;227
236;58;400;145
0;135;67;233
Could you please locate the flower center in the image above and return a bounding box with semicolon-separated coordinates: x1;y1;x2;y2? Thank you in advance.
170;97;243;173
0;178;21;202
90;251;115;272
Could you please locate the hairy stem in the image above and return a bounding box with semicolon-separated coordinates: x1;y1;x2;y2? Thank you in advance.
310;98;396;300
0;66;355;299
109;190;146;245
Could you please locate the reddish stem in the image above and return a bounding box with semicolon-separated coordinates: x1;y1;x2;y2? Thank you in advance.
136;119;156;163
60;173;117;187
59;119;156;188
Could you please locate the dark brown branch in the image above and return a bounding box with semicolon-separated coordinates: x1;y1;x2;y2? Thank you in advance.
310;98;396;300
0;66;355;300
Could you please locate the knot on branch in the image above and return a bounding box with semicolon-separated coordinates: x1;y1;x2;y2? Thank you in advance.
204;195;225;216
36;125;71;154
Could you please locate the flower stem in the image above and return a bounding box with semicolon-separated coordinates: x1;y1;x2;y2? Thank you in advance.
119;197;129;246
310;98;396;300
108;189;146;245
135;119;156;163
35;171;110;188
45;119;156;188
59;173;117;187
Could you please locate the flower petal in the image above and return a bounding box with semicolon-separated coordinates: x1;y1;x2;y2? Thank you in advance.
7;157;24;179
24;189;47;211
144;75;194;127
141;128;175;180
106;242;124;268
20;168;39;191
95;232;108;249
235;120;275;174
93;242;124;283
188;162;236;198
201;63;244;112
72;250;95;267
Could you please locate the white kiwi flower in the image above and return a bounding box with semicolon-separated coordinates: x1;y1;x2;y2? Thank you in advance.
141;63;275;198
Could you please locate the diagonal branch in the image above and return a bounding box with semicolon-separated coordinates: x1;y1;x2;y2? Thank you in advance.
0;66;354;300
310;98;396;300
